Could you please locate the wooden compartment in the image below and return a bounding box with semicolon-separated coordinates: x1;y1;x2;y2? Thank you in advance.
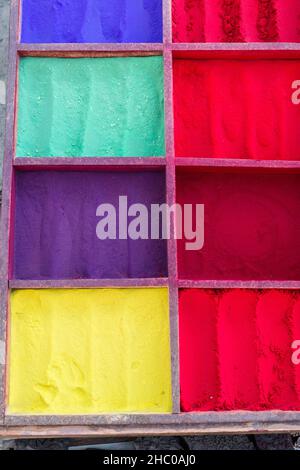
2;0;300;438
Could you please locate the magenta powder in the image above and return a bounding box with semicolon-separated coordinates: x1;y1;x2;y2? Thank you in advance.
177;169;300;281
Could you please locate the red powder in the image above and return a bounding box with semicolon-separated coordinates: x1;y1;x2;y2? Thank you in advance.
177;169;300;281
172;0;300;42
218;290;259;409
256;291;298;409
256;0;278;41
179;289;300;411
292;298;300;401
179;289;219;411
172;0;205;43
173;59;300;160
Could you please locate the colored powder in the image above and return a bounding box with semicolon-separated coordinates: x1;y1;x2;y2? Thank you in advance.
8;288;172;414
17;56;165;158
21;0;163;43
13;170;167;280
179;290;219;411
218;290;260;409
256;291;299;409
179;289;300;411
174;58;300;160
172;0;300;42
177;169;300;281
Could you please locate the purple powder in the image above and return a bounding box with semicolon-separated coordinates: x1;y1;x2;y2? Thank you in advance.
21;0;163;43
13;170;167;280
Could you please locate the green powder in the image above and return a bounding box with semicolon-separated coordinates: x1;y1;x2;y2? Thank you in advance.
17;56;165;158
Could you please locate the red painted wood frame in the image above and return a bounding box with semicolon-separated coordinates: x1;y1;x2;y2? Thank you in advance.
2;0;300;438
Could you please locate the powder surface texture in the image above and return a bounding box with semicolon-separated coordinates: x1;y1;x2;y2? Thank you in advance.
13;170;167;280
172;0;300;42
174;59;300;160
9;288;172;414
177;169;300;281
21;0;163;43
17;57;165;158
179;289;300;411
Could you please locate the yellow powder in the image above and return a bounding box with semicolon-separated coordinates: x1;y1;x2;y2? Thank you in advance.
8;288;172;414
